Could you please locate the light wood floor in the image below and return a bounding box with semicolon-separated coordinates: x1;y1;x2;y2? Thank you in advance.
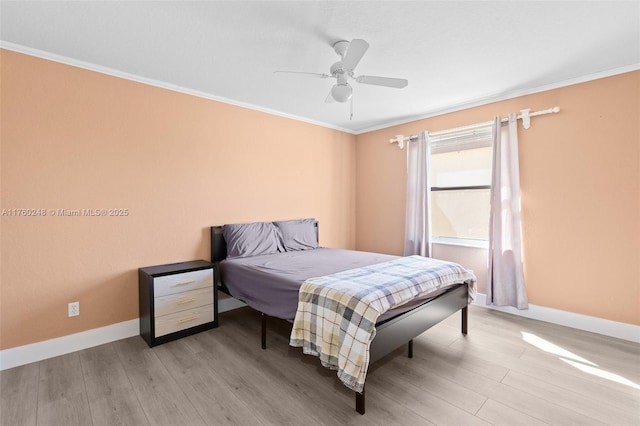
2;305;639;426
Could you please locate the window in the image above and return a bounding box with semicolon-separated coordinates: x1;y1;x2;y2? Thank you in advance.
430;125;493;245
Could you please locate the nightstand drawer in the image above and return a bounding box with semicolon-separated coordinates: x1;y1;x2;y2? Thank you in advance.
154;286;214;317
154;304;215;338
153;269;213;297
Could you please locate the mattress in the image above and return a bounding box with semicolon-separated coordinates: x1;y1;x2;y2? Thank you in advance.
220;248;455;322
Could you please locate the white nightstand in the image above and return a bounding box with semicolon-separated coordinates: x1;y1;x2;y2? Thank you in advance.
138;260;217;347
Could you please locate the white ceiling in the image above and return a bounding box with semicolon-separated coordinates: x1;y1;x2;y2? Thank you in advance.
1;1;639;134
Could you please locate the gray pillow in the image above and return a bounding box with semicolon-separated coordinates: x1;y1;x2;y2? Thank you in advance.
274;219;318;251
223;222;282;259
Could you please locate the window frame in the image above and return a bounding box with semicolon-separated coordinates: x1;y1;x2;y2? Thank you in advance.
429;126;493;247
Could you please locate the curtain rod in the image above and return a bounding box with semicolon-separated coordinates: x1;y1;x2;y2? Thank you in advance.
389;106;560;148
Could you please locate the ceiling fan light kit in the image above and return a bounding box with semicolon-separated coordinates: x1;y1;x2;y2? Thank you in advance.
331;83;353;102
275;38;408;114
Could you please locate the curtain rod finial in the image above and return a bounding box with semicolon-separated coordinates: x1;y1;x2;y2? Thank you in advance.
389;135;404;149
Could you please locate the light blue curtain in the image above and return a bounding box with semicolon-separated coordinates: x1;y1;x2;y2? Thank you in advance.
487;114;528;308
404;131;431;257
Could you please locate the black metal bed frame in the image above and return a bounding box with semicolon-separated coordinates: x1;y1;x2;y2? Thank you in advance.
210;225;468;415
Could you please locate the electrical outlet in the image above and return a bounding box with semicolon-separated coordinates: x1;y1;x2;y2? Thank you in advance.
68;301;80;317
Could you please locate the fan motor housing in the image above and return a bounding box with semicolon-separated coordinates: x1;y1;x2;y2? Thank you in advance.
330;61;348;79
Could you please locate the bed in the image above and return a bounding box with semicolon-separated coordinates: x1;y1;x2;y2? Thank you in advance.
210;219;476;414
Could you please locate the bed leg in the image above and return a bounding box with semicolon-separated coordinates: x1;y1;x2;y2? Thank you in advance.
261;313;267;349
408;339;413;358
462;306;468;335
355;387;365;415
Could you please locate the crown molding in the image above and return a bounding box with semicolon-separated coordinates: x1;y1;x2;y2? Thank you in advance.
0;41;356;135
2;41;637;137
355;63;640;134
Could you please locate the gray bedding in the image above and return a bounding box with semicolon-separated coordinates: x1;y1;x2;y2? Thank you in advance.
220;248;453;322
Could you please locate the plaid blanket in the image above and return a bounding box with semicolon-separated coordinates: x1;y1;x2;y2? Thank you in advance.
289;255;476;393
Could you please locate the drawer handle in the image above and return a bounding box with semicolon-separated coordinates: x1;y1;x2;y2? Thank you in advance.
172;280;195;287
178;315;198;324
177;298;195;305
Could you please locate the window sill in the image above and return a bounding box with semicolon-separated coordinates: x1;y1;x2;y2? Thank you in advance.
432;237;489;249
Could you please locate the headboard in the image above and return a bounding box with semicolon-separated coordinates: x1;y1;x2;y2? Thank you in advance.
210;226;227;263
210;220;319;264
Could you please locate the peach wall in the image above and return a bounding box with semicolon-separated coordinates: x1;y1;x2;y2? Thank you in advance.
0;50;356;349
356;71;639;326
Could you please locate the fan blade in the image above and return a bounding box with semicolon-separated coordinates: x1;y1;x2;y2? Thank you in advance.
273;71;331;78
355;75;408;88
342;39;369;71
325;88;335;103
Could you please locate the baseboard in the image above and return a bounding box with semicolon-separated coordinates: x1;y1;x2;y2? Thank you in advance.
2;295;636;371
0;319;139;371
0;296;248;371
473;293;640;344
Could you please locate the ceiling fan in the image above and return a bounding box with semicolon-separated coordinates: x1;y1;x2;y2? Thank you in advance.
275;39;408;117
